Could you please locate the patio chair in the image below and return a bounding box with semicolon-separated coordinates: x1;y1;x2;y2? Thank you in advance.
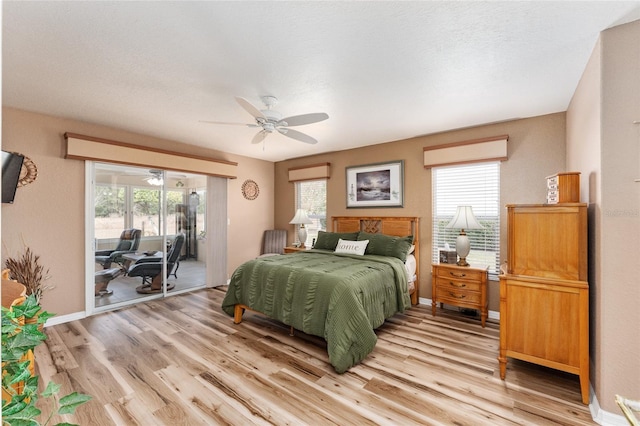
95;228;141;269
127;233;185;293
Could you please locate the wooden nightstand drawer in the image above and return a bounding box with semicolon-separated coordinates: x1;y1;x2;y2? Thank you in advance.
435;266;484;282
436;287;482;305
435;276;482;293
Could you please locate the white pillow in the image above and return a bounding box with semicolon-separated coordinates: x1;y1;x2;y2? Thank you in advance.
335;239;369;256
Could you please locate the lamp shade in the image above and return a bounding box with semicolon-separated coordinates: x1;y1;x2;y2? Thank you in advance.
289;209;313;225
445;206;483;231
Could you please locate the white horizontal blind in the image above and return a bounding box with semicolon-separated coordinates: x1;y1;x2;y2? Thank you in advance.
295;180;327;246
432;162;500;276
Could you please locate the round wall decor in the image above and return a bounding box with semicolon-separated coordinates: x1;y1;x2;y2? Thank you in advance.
17;155;38;187
241;179;259;200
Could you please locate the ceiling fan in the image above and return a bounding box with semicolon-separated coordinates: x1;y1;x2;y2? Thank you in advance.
145;169;164;186
202;96;329;145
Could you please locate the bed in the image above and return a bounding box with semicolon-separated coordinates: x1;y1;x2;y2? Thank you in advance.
221;216;420;373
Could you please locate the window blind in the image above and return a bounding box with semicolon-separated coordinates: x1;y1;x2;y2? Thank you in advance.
295;180;327;245
432;162;500;277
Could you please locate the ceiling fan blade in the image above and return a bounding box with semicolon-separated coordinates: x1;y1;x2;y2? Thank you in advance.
278;128;318;144
199;120;259;127
252;130;269;144
236;97;266;120
277;112;329;127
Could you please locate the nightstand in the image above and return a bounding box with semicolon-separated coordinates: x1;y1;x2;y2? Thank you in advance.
431;263;488;327
283;246;309;253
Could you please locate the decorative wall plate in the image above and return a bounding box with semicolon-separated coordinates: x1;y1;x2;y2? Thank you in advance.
17;155;38;187
241;179;259;200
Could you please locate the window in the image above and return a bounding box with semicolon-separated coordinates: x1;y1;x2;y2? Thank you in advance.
295;180;327;246
432;162;500;277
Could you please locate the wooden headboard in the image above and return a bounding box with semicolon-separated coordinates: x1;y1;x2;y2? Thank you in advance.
331;216;420;304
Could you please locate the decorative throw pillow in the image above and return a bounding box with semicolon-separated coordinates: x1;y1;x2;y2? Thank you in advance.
314;231;359;250
357;231;413;262
334;238;369;256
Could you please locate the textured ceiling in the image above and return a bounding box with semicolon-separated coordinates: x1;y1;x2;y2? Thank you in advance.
3;1;640;162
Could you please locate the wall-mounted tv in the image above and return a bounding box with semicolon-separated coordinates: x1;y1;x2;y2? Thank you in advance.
2;151;25;204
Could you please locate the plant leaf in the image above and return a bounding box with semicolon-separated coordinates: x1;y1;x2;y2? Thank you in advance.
41;380;61;397
57;392;92;415
1;403;41;425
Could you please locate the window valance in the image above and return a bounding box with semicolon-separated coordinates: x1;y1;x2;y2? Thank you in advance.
64;133;237;179
423;135;508;168
288;162;331;182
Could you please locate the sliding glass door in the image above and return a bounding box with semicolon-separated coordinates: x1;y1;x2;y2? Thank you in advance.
91;163;207;311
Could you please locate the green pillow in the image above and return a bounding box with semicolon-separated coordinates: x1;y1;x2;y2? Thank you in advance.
357;231;413;262
314;231;360;250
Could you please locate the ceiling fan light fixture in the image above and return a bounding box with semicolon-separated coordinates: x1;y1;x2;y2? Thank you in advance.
204;96;328;148
146;169;164;186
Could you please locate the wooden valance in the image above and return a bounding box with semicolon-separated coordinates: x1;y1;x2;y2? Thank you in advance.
288;162;331;182
423;135;508;168
64;133;237;179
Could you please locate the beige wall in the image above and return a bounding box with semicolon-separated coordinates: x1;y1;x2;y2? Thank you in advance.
568;20;640;414
275;113;567;312
567;37;604;409
1;107;274;317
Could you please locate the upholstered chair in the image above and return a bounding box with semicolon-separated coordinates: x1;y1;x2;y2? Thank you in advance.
95;228;141;269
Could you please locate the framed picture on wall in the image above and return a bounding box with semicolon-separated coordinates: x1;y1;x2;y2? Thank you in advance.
346;160;404;208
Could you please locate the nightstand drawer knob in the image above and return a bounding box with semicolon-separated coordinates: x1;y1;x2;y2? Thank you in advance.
449;292;466;299
449;271;466;278
449;281;466;288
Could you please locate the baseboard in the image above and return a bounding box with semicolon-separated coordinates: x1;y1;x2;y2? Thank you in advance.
590;386;629;425
43;310;87;327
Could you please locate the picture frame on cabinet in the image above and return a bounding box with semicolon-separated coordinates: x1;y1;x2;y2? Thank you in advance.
346;160;404;208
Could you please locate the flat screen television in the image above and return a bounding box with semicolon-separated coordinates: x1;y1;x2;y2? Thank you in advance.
2;151;25;204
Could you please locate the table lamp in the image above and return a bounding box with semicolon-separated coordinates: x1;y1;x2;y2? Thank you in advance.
445;205;483;266
289;209;313;248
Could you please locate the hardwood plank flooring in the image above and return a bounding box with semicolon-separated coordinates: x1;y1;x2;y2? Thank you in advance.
34;287;595;425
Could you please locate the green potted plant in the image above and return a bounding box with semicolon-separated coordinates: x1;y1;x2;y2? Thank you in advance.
2;294;91;426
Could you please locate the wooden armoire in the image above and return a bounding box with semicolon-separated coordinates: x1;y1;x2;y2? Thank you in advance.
498;203;589;404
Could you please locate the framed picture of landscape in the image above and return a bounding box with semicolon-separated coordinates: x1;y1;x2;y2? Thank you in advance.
346;160;404;208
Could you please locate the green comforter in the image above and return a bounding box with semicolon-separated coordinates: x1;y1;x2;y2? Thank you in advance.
221;249;411;373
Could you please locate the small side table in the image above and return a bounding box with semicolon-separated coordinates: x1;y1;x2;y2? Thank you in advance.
283;246;309;253
432;263;488;327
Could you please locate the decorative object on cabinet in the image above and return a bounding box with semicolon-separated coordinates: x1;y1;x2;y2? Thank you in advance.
289;209;313;248
432;263;488;327
498;203;589;405
439;248;457;264
346;160;404;208
546;172;580;204
445;206;484;266
241;179;259;200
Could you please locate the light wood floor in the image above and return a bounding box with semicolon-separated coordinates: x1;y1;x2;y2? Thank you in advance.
35;287;595;425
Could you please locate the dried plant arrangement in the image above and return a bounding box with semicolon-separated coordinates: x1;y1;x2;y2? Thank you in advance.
4;246;52;304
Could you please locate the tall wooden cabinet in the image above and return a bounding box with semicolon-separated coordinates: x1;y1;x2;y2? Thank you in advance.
498;203;589;404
